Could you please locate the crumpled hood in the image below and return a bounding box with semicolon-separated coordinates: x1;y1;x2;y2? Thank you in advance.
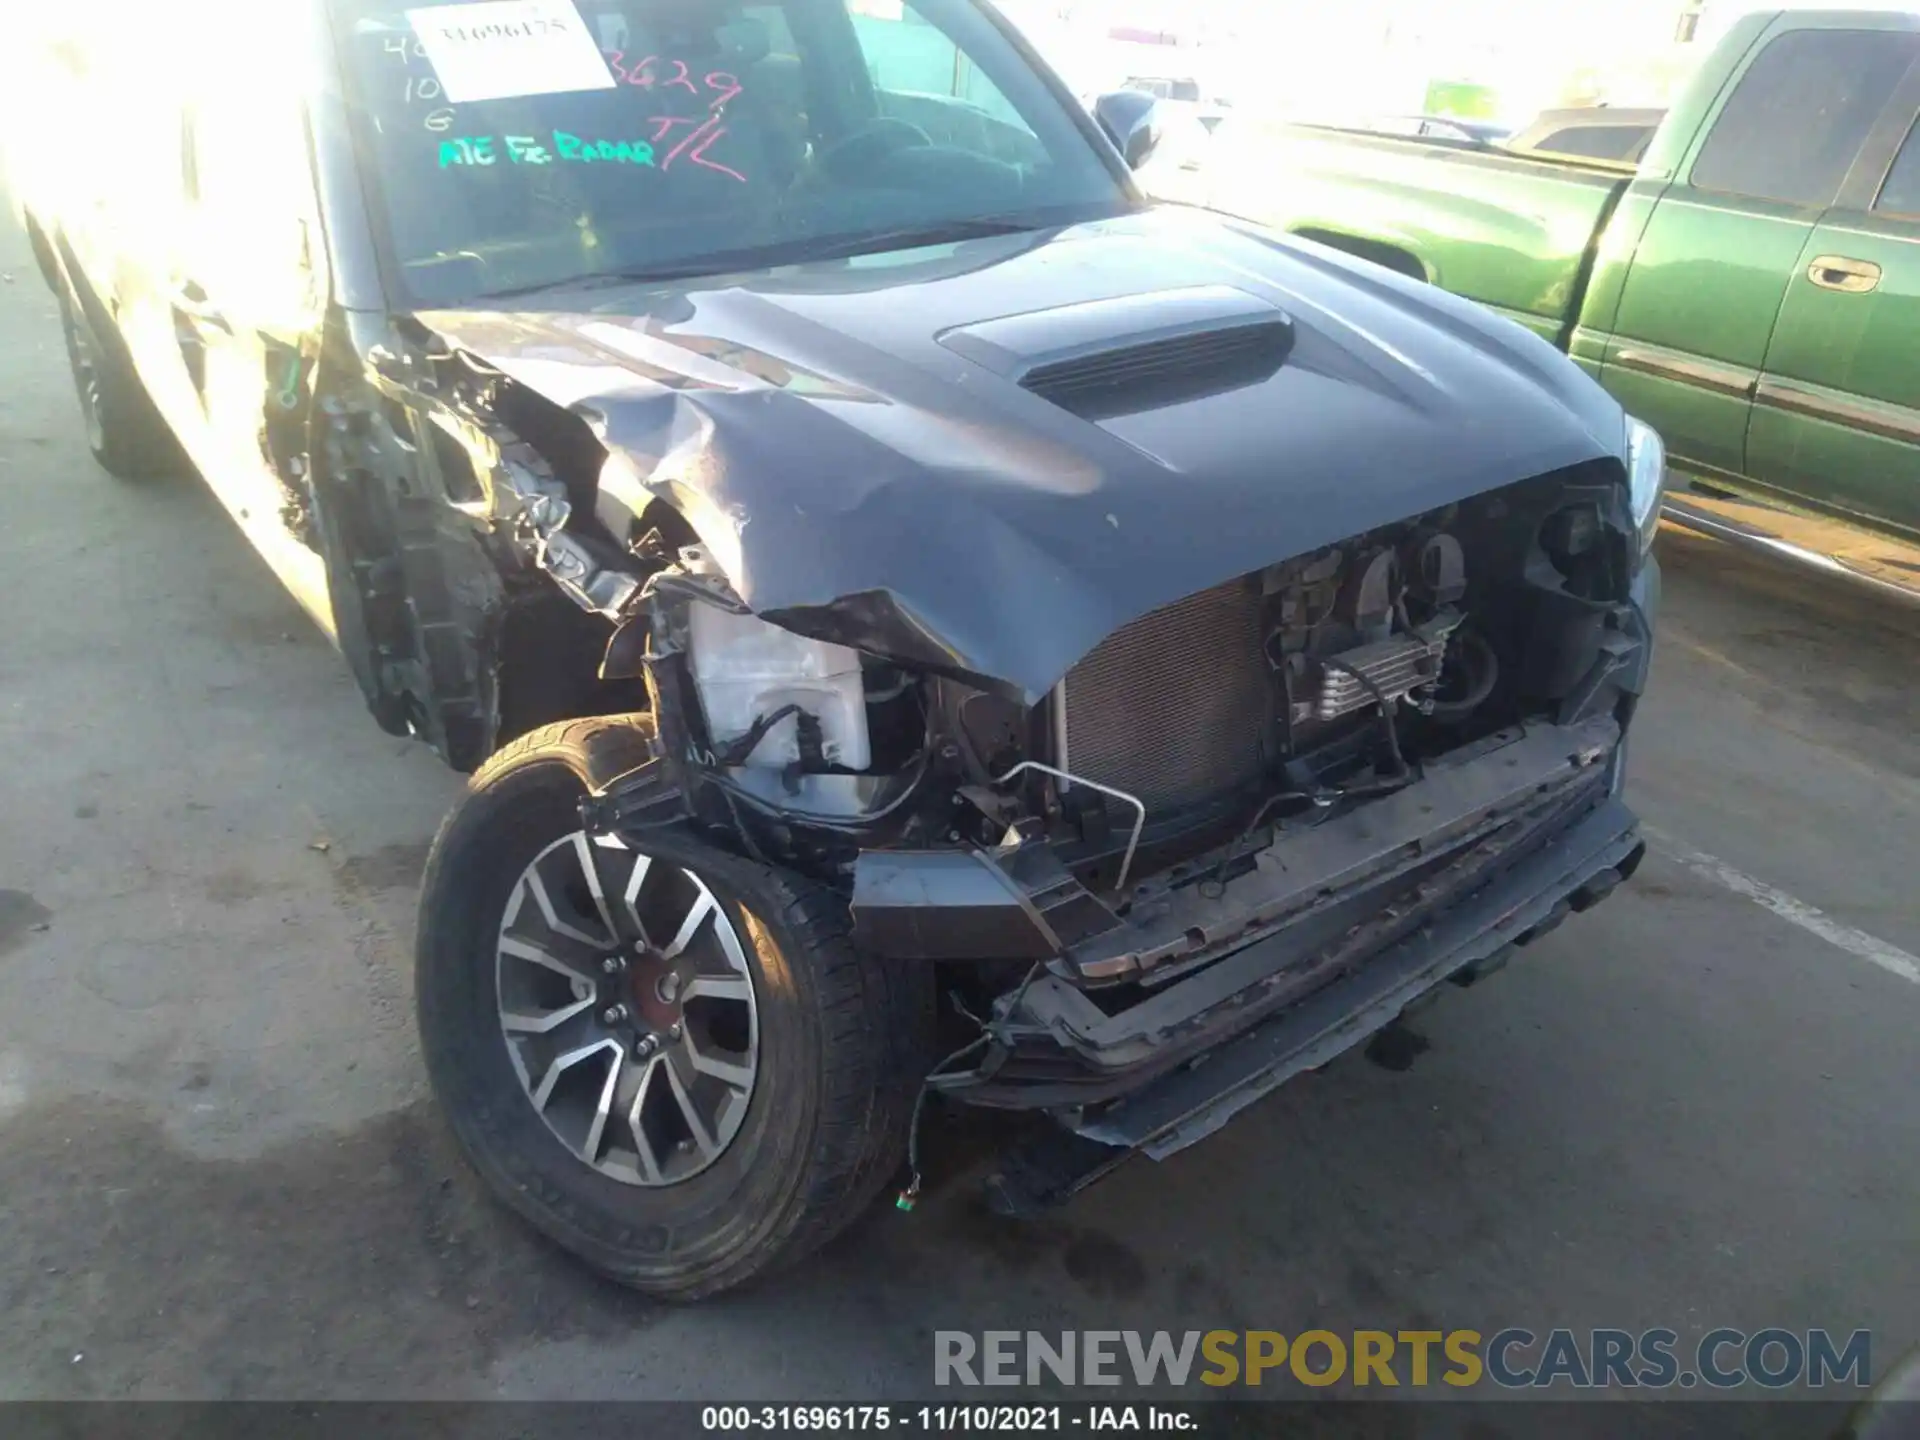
420;207;1627;701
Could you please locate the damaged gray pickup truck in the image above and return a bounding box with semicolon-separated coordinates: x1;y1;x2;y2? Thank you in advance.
18;0;1664;1297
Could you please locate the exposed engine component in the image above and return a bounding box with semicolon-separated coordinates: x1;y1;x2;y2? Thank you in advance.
1034;527;1498;820
1337;546;1398;641
689;601;871;771
674;546;874;773
1409;531;1468;607
1054;577;1271;811
1429;627;1500;719
1300;621;1456;724
1265;530;1479;751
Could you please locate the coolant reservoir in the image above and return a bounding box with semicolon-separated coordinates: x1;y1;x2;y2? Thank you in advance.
688;604;871;772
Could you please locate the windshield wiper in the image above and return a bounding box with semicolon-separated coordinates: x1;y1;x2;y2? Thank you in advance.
794;217;1045;264
467;270;687;304
465;218;1047;303
583;219;1045;286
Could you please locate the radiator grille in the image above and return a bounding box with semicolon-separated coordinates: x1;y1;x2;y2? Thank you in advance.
1059;577;1271;813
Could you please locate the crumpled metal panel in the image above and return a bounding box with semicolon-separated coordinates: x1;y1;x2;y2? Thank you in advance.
418;207;1628;700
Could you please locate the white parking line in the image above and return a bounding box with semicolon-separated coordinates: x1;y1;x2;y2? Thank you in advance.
1646;827;1920;988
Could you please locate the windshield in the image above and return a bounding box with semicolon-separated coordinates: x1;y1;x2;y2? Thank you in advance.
329;0;1132;305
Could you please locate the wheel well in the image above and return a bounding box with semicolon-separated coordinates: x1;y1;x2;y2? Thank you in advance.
21;212;60;291
1292;228;1430;283
487;496;692;753
463;397;688;760
46;231;124;345
319;369;674;771
493;596;650;753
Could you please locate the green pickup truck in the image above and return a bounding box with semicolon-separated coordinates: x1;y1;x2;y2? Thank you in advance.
1196;10;1920;597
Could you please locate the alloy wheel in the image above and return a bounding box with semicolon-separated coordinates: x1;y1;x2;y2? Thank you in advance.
495;831;759;1186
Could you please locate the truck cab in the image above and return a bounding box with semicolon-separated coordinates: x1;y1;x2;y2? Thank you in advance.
1589;13;1920;542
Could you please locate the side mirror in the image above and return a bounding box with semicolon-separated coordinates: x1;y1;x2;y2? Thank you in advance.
1093;90;1162;169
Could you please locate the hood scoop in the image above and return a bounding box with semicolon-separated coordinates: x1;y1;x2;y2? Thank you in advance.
1019;321;1294;419
938;285;1293;421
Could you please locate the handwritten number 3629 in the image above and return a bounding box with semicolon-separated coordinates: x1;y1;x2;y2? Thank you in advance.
604;52;742;109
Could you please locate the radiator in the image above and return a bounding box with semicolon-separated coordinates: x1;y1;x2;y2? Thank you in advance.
1057;577;1271;813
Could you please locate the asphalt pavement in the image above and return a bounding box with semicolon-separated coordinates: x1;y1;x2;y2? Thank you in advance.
0;213;1915;1415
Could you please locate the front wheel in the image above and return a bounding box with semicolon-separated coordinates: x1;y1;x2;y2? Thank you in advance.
415;715;932;1298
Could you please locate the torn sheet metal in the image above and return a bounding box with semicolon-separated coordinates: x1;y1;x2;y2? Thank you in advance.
432;397;647;622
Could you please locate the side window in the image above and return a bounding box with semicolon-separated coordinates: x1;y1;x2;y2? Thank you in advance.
849;0;1036;151
1877;116;1920;217
1690;30;1919;206
1536;125;1650;162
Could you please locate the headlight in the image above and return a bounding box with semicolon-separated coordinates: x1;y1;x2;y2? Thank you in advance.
1624;414;1668;556
687;603;871;771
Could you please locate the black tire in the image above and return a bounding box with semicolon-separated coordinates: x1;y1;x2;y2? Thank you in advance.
58;288;177;481
415;714;933;1298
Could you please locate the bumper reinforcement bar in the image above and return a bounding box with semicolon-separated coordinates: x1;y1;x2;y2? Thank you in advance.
981;796;1643;1215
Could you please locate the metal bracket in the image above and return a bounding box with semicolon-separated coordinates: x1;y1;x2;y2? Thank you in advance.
993;761;1147;895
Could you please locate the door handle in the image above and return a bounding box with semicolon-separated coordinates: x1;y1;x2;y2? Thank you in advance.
1807;255;1882;294
173;280;232;332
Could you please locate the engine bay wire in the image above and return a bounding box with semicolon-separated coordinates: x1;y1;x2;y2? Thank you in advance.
712;703;805;768
698;685;935;838
1199;655;1425;895
897;1034;990;1213
1319;655;1412;783
703;737;936;837
897;960;1045;1212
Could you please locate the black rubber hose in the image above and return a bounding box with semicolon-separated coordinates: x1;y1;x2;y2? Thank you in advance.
713;703;804;767
1429;630;1500;719
1320;656;1411;780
